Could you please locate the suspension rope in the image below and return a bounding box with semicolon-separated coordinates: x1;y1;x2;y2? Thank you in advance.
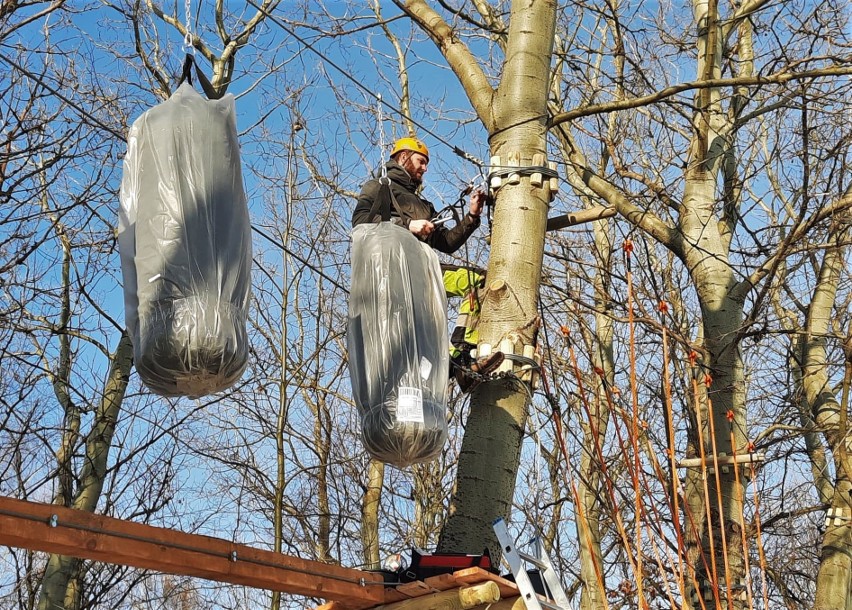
704;376;735;610
750;456;771;609
659;300;690;600
560;325;642;585
536;313;609;604
727;411;756;610
622;239;649;610
690;355;724;610
252;225;349;293
377;94;388;180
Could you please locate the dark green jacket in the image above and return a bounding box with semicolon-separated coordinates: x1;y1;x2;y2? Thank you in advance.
352;161;480;254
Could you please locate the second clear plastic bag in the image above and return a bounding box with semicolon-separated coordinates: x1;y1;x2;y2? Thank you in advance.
347;223;449;467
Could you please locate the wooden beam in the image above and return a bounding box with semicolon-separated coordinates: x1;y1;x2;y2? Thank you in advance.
372;581;500;610
0;496;384;606
469;598;527;610
546;206;616;232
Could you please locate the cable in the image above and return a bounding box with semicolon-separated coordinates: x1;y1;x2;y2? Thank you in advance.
0;52;126;141
242;0;484;168
251;225;349;294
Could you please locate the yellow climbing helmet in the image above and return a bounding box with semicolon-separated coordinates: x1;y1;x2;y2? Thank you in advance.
390;137;429;161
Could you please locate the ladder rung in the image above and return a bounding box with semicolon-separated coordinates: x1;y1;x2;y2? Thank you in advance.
519;591;561;610
518;551;548;570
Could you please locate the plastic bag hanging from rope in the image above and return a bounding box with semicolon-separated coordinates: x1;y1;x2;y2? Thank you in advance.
117;82;251;397
347;221;449;468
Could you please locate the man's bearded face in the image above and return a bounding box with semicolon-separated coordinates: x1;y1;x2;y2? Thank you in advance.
399;151;428;184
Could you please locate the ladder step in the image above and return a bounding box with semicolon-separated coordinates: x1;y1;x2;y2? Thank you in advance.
518;551;548;570
519;591;562;610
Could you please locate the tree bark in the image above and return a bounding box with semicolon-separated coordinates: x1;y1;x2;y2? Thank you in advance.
799;224;852;610
402;0;557;556
362;460;384;570
37;332;133;610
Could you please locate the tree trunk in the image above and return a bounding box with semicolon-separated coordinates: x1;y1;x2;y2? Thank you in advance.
405;0;557;555
680;168;748;609
37;332;133;610
798;227;852;610
362;460;384;570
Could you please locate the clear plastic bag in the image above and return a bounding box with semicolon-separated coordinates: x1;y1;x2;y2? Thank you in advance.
118;83;251;397
348;223;449;467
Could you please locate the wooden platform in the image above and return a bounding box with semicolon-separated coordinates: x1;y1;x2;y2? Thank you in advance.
315;567;525;610
0;496;532;610
0;496;384;606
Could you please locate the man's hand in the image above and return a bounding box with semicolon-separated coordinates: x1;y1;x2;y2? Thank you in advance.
469;189;486;218
409;218;434;239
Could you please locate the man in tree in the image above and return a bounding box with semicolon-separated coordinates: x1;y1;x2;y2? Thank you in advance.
352;137;484;251
352;137;502;389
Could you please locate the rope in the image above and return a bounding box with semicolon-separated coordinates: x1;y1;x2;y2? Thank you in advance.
251;225;349;294
377;94;388;180
623;239;650;610
728;415;756;610
536;314;609;602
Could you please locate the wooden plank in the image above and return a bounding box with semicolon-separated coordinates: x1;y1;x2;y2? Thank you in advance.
421;572;463;591
372;581;500;610
0;496;384;606
396;580;439;596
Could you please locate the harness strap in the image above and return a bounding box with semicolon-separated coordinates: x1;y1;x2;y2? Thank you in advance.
177;54;224;100
367;176;409;224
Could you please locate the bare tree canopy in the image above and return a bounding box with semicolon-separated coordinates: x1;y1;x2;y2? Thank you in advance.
1;1;851;610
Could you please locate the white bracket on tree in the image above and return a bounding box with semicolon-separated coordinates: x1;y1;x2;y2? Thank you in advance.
476;339;541;387
825;506;852;527
487;154;559;202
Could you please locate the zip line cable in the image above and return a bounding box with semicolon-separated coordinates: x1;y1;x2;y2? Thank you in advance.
242;0;484;168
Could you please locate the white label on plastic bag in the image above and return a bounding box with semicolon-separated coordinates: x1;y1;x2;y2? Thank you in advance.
419;357;432;380
397;387;424;423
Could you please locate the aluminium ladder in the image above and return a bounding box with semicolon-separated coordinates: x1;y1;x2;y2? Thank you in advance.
493;517;573;610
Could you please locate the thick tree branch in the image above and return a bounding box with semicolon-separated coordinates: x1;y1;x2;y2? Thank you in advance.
395;0;496;130
735;191;852;302
549;65;852;127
